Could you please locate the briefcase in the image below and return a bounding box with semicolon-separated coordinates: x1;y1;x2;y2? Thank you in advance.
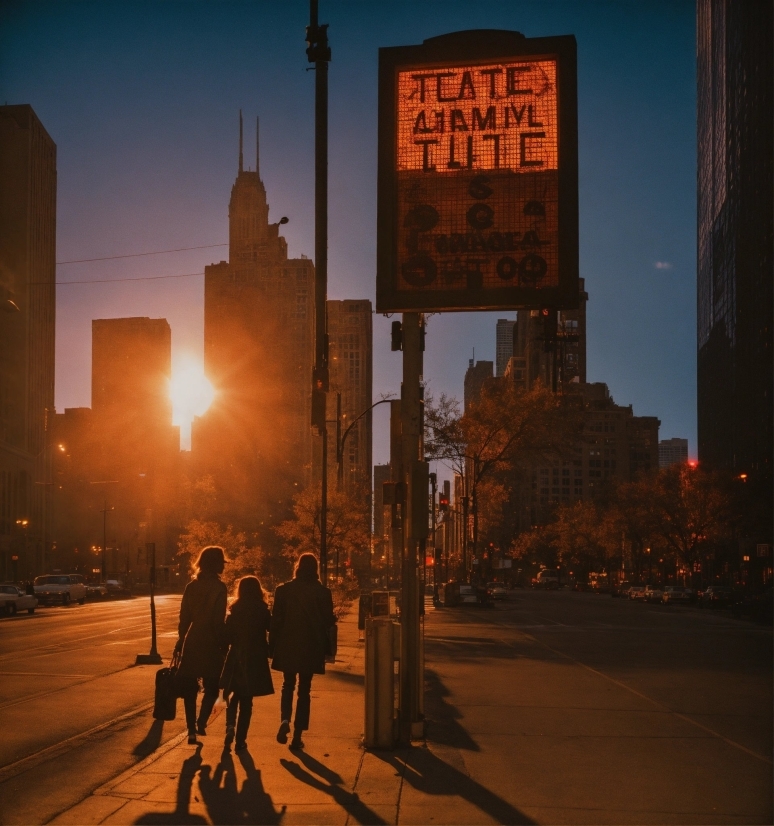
153;651;181;720
325;624;338;664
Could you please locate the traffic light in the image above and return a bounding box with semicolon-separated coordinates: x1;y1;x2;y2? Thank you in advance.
391;320;403;351
438;493;449;512
542;308;557;352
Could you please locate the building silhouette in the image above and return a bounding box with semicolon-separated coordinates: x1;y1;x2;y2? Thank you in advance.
495;319;516;378
192;115;315;545
697;0;772;480
53;318;180;578
0;105;56;582
463;359;493;410
658;438;689;469
327;300;373;496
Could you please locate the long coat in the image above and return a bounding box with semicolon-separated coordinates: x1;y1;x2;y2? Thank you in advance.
177;573;228;681
219;599;274;698
270;577;335;676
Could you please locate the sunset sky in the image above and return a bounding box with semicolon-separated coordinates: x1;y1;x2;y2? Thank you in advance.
1;0;696;462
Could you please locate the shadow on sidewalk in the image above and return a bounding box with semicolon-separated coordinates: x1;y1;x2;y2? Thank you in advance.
424;669;479;751
133;747;285;825
135;749;207;824
132;719;165;758
326;670;365;687
280;751;387;825
374;749;535;826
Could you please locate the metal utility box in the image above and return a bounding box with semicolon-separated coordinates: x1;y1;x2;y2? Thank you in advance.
364;617;401;748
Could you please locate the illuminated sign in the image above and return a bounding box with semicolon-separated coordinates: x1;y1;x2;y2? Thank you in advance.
377;31;578;312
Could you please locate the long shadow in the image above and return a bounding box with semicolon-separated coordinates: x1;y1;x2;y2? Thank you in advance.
374;749;535;825
198;749;285;825
135;748;207;824
132;719;165;758
423;668;479;751
325;670;365;687
279;754;387;825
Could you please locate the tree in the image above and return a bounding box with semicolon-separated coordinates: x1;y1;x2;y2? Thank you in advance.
275;484;371;583
177;519;263;593
425;382;581;574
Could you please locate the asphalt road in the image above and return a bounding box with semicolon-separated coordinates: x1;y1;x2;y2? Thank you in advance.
0;595;186;825
423;589;773;824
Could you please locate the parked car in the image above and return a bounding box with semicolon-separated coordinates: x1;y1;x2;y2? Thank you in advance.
661;586;691;605
532;570;559;589
33;574;87;606
486;582;508;600
644;584;664;603
441;582;493;607
698;585;734;609
0;584;38;615
86;582;108;598
627;585;646;600
611;581;632;598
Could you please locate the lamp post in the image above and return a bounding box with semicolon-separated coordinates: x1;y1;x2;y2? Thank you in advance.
15;519;29;582
90;481;118;583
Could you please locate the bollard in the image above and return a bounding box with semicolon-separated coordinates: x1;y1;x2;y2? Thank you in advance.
364;616;400;748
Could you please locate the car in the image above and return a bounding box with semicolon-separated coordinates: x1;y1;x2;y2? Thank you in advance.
33;574;87;606
627;585;646;600
644;584;664;603
532;570;559;589
611;581;632;598
698;585;734;608
486;582;508;600
662;586;691;605
86;582;108;598
0;584;38;615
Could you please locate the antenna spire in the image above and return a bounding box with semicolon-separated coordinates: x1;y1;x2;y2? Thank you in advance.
256;116;260;177
238;110;243;173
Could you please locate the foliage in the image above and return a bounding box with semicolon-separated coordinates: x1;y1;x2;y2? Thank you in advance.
176;519;263;593
275;484;371;579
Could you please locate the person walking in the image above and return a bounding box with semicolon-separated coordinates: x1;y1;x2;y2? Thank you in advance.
220;576;274;752
270;553;335;750
175;545;228;745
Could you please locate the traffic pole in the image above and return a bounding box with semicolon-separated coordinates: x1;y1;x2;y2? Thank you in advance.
136;542;162;665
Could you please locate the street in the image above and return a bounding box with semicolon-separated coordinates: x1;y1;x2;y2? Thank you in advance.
0;590;771;825
0;596;184;825
422;589;772;824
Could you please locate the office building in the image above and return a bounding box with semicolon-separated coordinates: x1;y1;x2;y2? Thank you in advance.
464;359;493;410
659;438;689;468
193;116;315;543
0;105;56;581
697;0;772;480
495;319;516;378
327;300;373;496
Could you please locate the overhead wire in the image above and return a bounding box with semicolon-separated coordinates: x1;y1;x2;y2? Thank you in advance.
56;243;227;265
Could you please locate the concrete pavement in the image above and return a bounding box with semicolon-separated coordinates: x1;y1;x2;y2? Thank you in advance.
42;592;774;824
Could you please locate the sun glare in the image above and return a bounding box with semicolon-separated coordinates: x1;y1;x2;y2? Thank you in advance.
170;358;215;445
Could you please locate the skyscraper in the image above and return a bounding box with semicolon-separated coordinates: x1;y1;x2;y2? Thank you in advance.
0;105;56;581
327;300;373;496
659;438;689;469
193;116;315;542
697;0;772;481
495;319;516;378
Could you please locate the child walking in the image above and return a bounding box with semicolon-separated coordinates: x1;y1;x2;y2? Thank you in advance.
220;576;274;751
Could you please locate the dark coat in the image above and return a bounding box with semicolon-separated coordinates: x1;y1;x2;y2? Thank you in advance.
177;573;228;681
219;599;274;698
270;576;335;675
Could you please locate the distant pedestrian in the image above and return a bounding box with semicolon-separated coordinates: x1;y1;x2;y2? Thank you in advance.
175;546;228;745
270;553;335;750
220;575;274;752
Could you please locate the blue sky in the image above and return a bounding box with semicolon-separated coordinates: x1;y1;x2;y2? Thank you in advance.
1;0;697;462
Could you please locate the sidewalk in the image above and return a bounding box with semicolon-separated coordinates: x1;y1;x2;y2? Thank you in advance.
53;608;437;826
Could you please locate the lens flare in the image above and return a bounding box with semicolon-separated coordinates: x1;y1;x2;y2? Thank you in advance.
170;357;215;448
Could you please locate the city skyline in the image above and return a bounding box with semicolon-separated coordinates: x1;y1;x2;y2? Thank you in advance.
1;1;697;461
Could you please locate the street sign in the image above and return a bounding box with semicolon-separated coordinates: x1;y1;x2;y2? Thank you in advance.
377;30;578;313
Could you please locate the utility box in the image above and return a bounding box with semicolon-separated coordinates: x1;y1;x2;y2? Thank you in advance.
364;617;400;749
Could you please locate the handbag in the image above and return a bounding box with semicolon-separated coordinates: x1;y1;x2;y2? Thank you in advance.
324;624;338;663
153;651;181;720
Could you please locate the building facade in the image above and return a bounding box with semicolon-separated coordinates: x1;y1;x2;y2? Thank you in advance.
697;0;773;481
327;300;373;497
495;319;516;378
658;438;689;468
192;118;315;545
0;105;56;582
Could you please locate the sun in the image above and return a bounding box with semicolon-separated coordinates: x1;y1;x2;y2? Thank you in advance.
169;357;215;437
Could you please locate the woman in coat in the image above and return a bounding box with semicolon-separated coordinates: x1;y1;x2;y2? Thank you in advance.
175;545;228;744
220;575;274;752
270;553;336;750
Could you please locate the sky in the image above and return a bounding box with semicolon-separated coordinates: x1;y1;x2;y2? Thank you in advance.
1;0;697;464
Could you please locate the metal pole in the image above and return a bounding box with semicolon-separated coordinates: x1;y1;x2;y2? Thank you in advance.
102;499;107;583
400;312;424;742
336;391;343;490
308;0;331;583
136;542;162;664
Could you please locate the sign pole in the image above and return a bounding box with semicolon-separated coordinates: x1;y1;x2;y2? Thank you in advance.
135;542;162;665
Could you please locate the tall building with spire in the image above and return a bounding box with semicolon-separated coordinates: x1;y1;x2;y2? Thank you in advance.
193;114;315;546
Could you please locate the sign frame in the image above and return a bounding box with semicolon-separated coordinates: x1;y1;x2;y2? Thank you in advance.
377;29;578;313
